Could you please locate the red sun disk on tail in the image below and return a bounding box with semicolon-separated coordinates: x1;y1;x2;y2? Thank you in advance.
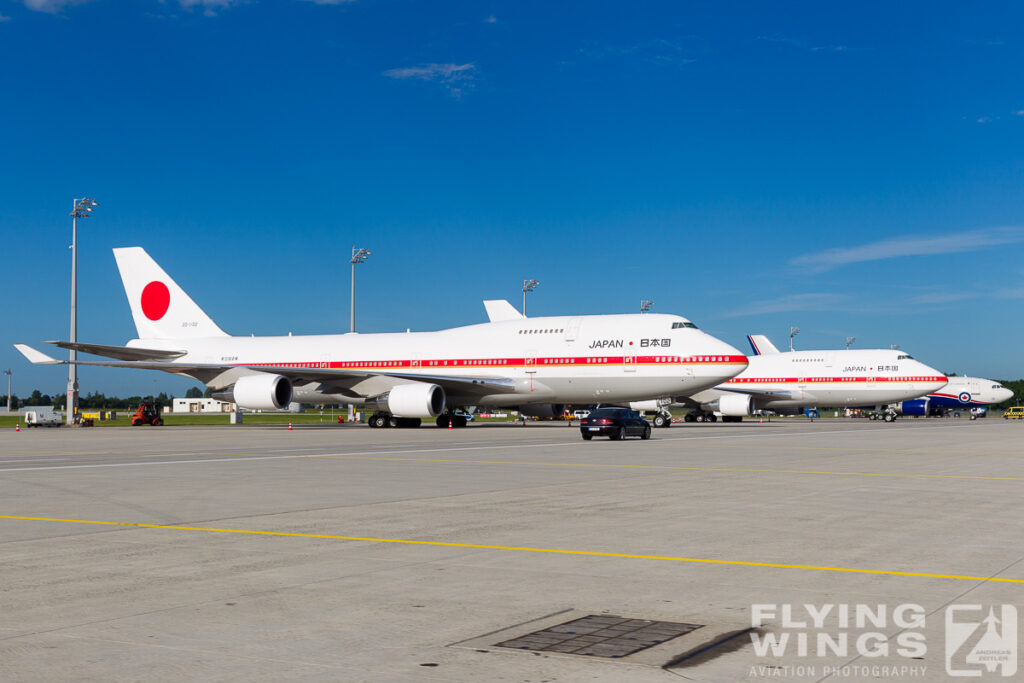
141;281;171;321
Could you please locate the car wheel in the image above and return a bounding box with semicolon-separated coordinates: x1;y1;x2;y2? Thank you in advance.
641;426;651;440
610;426;624;441
581;432;593;440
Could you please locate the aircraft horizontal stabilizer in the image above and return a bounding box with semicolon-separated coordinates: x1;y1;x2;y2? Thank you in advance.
483;299;526;322
14;344;60;365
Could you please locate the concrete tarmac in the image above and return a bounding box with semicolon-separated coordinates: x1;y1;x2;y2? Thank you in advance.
0;419;1021;682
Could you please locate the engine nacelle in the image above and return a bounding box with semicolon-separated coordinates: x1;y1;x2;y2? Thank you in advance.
229;374;293;410
702;393;752;417
366;383;445;418
629;400;668;413
896;399;929;416
518;404;565;419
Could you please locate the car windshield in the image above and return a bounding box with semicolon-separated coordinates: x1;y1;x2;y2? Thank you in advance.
588;408;626;418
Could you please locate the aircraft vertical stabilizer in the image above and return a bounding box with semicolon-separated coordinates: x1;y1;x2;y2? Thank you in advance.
113;247;228;340
747;334;781;355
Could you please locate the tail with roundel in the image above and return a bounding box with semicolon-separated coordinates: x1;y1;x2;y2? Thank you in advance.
113;247;228;340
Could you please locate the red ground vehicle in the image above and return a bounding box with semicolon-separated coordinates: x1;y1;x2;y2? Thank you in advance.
131;402;164;426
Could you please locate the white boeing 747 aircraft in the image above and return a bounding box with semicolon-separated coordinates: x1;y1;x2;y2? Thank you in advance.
16;247;748;428
640;334;947;424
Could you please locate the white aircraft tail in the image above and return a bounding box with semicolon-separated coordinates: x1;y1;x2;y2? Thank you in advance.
747;334;781;355
113;247;228;340
483;299;526;322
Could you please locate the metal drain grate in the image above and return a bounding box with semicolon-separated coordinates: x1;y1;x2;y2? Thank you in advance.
495;615;704;658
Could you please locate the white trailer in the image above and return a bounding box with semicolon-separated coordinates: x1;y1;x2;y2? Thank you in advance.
23;410;62;427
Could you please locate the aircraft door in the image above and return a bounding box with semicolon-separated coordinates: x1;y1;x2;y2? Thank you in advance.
564;318;582;342
623;355;636;372
411;352;422;369
525;351;537;374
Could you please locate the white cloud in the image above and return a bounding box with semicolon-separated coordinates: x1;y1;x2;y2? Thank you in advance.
299;0;357;4
178;0;245;16
21;0;91;13
0;13;10;21
383;62;476;98
723;293;845;317
790;226;1024;272
483;15;497;24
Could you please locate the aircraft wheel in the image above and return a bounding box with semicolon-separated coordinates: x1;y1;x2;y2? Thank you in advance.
684;413;695;423
370;414;389;428
652;414;667;428
708;414;718;423
884;413;896;423
436;415;451;428
453;415;468;428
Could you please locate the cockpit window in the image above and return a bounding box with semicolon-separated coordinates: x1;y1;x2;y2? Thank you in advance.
672;322;698;329
993;384;1003;390
896;354;913;360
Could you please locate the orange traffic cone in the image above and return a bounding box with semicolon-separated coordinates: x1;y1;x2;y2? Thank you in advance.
447;418;453;430
288;421;293;431
15;420;20;432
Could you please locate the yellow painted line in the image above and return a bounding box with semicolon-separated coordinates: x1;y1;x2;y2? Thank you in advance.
269;454;1024;482
2;514;1020;584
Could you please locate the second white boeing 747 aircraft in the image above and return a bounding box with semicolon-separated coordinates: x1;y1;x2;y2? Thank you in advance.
671;334;948;423
16;247;748;428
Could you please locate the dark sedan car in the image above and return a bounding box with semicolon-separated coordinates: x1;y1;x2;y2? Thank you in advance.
579;407;651;441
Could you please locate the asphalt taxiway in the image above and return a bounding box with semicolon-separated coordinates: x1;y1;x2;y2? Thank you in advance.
0;419;1021;682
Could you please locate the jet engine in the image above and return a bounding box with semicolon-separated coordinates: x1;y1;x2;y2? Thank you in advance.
701;393;752;417
518;404;565;419
226;374;293;410
895;399;929;416
365;383;445;418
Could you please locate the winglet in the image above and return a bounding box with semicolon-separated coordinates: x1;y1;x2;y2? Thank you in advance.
14;344;62;365
747;334;781;355
483;299;526;322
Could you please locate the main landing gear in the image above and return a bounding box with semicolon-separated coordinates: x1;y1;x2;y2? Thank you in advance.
867;409;898;423
368;412;422;428
683;410;718;423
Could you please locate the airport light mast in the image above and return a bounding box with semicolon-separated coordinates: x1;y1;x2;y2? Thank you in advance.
522;279;539;317
67;197;98;425
350;247;371;333
3;369;10;413
845;337;856;350
640;299;654;313
789;326;801;352
348;246;371;423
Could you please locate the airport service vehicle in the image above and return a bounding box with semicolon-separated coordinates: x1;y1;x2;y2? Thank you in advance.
641;334;947;423
891;376;1013;418
579;407;651;441
15;248;748;428
1004;407;1024;420
23;410;61;427
130;402;164;426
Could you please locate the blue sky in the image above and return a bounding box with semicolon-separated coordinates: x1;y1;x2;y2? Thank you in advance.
1;0;1022;398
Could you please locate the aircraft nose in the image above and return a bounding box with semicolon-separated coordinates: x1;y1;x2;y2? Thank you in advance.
998;388;1015;403
917;362;948;392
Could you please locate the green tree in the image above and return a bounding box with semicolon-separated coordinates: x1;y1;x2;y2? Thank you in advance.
185;386;203;399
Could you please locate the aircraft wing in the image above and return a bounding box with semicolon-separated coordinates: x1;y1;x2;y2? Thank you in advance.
45;341;186;361
14;344;517;396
